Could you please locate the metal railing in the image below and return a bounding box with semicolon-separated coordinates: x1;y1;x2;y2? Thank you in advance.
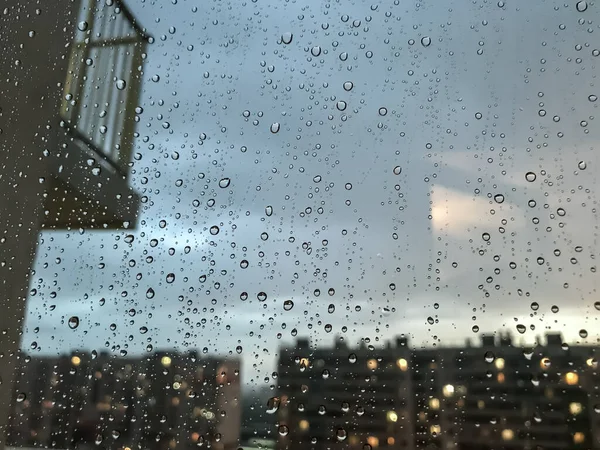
61;0;148;177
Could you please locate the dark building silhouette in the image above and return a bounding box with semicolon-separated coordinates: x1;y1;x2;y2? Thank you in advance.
276;333;599;450
7;351;241;450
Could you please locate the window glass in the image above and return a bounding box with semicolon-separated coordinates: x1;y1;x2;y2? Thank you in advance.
1;1;599;450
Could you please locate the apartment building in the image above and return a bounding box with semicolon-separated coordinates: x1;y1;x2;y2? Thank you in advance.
277;333;599;450
0;0;147;447
7;351;242;450
276;336;415;450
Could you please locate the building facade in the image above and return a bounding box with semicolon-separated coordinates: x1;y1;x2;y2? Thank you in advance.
0;0;147;448
7;351;242;450
276;334;599;450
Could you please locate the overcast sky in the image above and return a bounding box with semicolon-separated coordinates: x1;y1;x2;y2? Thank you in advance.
24;0;600;385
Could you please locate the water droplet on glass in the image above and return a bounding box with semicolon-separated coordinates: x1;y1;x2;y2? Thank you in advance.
494;194;505;204
530;302;539;311
266;397;280;414
278;425;289;436
257;292;268;302
482;232;491;242
68;316;79;329
343;81;353;91
578;160;587;170
378;107;388;116
393;166;402;175
210;225;220;235
219;178;231;188
516;324;526;334
281;32;293;44
116;79;126;90
484;351;495;363
270;122;280;133
336;429;347;441
146;288;155;299
283;300;294;311
579;329;588;338
311;46;321;56
77;21;89;31
576;0;588;12
348;353;357;363
336;101;347;111
525;172;537;182
421;36;431;47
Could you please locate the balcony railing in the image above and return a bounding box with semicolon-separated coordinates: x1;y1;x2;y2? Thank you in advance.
61;0;148;177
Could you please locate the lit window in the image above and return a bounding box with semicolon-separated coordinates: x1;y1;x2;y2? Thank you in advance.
545;388;554;399
565;372;579;386
569;402;582;415
348;435;359;446
397;358;408;371
299;419;309;431
161;356;172;367
418;411;427;422
502;429;514;441
190;433;199;443
299;358;309;367
367;436;379;448
429;398;440;410
497;373;505;383
430;425;441;436
71;356;81;366
540;357;551;369
171;397;180;406
442;384;454;397
477;400;485;409
573;432;585;444
387;411;398;422
495;358;505;370
367;358;378;370
387;437;395;445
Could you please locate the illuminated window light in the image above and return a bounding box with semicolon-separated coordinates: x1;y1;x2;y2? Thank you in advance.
171;397;180;406
501;429;514;441
497;373;505;383
386;411;398;422
429;398;440;410
573;432;585;444
494;358;505;370
190;433;199;443
565;372;579;386
387;437;395;445
348;435;359;446
299;358;310;367
477;400;485;409
442;384;454;397
367;436;379;448
430;425;441;436
71;356;81;366
569;402;582;415
161;356;172;367
367;359;378;370
299;420;309;431
397;358;408;371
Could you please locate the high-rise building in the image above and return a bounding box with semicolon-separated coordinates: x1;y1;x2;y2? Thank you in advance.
7;351;242;450
276;336;415;450
276;334;599;450
0;0;147;448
